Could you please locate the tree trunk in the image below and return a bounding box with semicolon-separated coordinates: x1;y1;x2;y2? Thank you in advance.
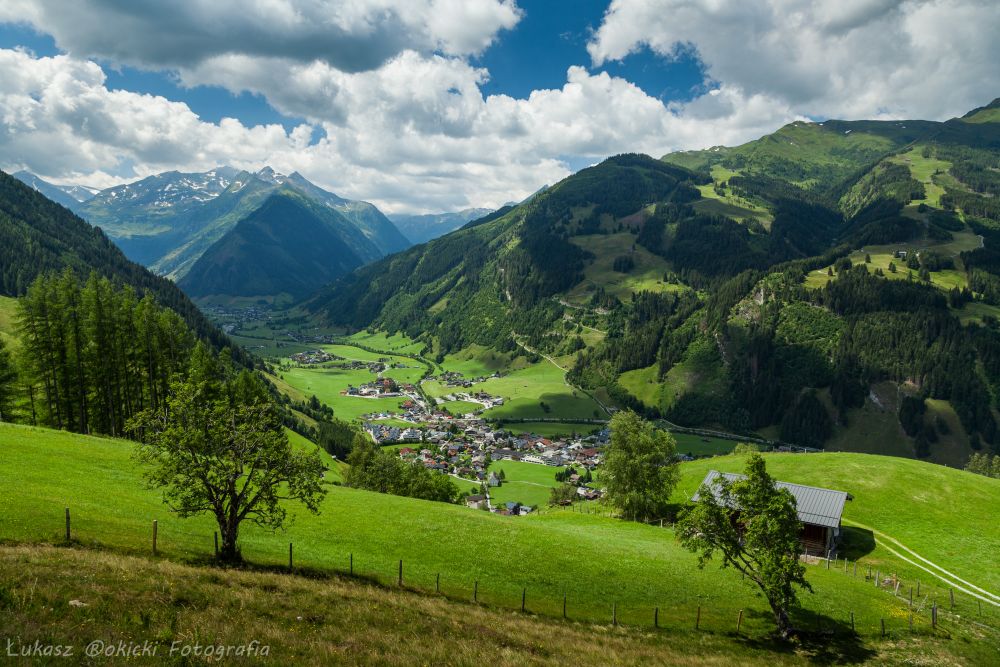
218;514;242;563
769;599;794;639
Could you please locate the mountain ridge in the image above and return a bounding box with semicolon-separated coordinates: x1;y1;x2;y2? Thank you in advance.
178;188;382;300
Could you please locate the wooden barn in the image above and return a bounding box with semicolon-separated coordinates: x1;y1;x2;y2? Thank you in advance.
692;470;851;555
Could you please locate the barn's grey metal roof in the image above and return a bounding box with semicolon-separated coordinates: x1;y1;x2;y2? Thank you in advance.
691;470;849;529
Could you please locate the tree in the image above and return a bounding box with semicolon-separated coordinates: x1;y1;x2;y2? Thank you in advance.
677;454;811;638
0;338;16;421
603;411;679;521
130;344;326;562
733;442;760;455
548;484;577;506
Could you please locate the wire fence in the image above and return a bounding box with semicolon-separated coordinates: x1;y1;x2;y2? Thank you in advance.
53;505;1000;645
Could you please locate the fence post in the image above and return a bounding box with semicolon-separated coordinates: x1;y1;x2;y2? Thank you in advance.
612;602;617;626
563;594;567;619
474;580;478;603
909;612;913;632
521;588;526;613
214;532;219;559
152;520;158;556
917;580;920;596
909;587;913;608
350;553;353;576
65;507;70;542
881;618;886;638
398;559;403;587
696;605;701;630
875;570;880;587
288;543;293;570
436;573;440;594
932;603;937;628
950;588;954;609
654;606;658;628
737;609;743;634
850;611;855;632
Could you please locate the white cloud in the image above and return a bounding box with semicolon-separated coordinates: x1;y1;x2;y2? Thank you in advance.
588;0;1000;121
0;44;804;212
0;0;522;72
2;1;996;213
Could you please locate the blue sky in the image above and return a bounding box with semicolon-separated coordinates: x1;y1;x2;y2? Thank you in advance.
0;1;996;212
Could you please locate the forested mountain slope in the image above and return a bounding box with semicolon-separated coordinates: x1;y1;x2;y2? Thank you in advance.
0;169;239;359
178;189;382;300
305;100;1000;465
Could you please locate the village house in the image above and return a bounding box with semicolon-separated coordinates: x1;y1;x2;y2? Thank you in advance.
692;471;851;555
466;494;487;510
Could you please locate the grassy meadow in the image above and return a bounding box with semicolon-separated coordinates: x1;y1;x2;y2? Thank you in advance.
487;460;563;508
1;423;997;662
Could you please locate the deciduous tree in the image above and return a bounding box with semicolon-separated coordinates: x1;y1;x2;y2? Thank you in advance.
130;344;326;562
677;454;811;637
603;410;679;521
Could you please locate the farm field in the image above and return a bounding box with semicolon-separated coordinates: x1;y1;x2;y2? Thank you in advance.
476;362;606;421
487;460;563;508
1;422;997;663
497;421;603;438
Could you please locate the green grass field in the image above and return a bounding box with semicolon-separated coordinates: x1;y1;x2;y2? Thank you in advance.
487;460;564;508
498;421;603;438
476;362;605;421
2;423;997;663
437;399;483;416
889;148;951;208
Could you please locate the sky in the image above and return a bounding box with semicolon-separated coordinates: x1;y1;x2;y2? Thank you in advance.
0;1;997;214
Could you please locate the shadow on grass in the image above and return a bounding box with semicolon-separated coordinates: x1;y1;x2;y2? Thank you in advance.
839;526;876;561
740;608;877;665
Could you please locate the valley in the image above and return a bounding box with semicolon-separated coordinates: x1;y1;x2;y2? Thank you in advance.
3;85;1000;665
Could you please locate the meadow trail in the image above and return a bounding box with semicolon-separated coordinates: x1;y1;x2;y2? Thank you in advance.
845;519;1000;607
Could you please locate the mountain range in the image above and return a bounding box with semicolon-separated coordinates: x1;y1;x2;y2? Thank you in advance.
77;166;409;281
11;170;100;210
14;166;411;285
390;208;494;244
305;98;1000;464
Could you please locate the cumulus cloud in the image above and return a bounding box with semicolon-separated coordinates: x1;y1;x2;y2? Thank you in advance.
2;0;996;212
0;0;522;72
588;0;1000;121
0;45;798;212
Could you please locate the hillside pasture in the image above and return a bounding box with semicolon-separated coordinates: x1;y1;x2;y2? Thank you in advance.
1;424;997;662
564;232;686;305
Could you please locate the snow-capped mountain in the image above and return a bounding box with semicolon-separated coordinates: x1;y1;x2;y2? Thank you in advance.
11;171;100;211
76;167;409;280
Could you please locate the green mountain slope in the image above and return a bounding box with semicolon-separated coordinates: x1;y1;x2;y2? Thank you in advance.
296;100;1000;464
0;169;238;358
178;189;382;299
78;167;409;279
